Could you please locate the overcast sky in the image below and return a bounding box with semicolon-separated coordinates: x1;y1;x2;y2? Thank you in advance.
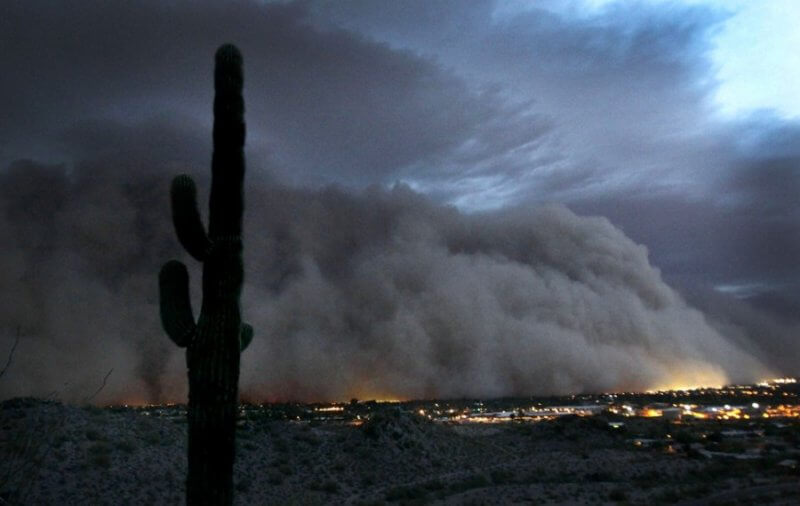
1;0;797;401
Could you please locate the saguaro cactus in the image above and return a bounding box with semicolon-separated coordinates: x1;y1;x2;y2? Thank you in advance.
159;44;252;505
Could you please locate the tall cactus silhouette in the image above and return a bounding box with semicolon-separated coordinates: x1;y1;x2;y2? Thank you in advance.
159;44;252;505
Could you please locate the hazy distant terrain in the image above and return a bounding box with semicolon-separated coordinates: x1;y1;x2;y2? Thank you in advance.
2;398;799;505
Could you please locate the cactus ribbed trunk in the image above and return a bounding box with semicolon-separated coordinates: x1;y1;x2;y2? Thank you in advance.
158;44;253;506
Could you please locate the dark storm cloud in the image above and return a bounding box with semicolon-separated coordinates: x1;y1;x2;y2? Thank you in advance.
570;118;800;324
310;1;800;324
311;0;723;195
679;285;800;377
0;0;546;186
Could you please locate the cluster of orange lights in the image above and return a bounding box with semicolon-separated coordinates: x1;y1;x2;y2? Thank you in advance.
641;409;662;418
765;405;800;418
314;406;344;413
685;406;744;420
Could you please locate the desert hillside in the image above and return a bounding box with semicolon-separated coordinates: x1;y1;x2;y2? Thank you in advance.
2;398;799;505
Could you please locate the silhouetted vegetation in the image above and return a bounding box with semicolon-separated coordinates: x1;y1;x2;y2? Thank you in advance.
158;44;252;505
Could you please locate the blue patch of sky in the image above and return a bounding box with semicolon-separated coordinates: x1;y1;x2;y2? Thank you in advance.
504;0;800;119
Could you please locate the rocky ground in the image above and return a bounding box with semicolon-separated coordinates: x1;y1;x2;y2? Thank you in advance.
1;398;799;505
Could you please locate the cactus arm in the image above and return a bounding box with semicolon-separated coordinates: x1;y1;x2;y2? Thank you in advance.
239;323;253;352
170;175;212;261
158;260;197;347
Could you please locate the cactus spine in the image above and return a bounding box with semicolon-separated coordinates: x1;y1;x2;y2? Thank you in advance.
159;44;252;505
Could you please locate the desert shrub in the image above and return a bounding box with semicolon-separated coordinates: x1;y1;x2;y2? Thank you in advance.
385;484;426;502
236;477;252;493
355;500;385;506
139;428;164;446
87;441;109;454
115;439;136;453
364;423;378;439
87;443;112;469
514;424;534;436
717;441;745;454
633;469;661;483
310;479;340;494
321;480;340;494
686;483;712;497
449;473;489;492
490;469;514;484
423;479;443;491
655;487;682;503
292;430;319;446
675;430;697;445
521;465;545;483
608;488;628;501
584;470;614;482
85;429;103;441
267;469;283;485
273;438;289;453
271;455;289;467
90;452;111;469
82;405;105;417
53;434;70;447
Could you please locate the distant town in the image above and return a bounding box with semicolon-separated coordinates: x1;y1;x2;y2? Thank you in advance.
113;377;800;480
120;377;800;471
125;377;799;426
